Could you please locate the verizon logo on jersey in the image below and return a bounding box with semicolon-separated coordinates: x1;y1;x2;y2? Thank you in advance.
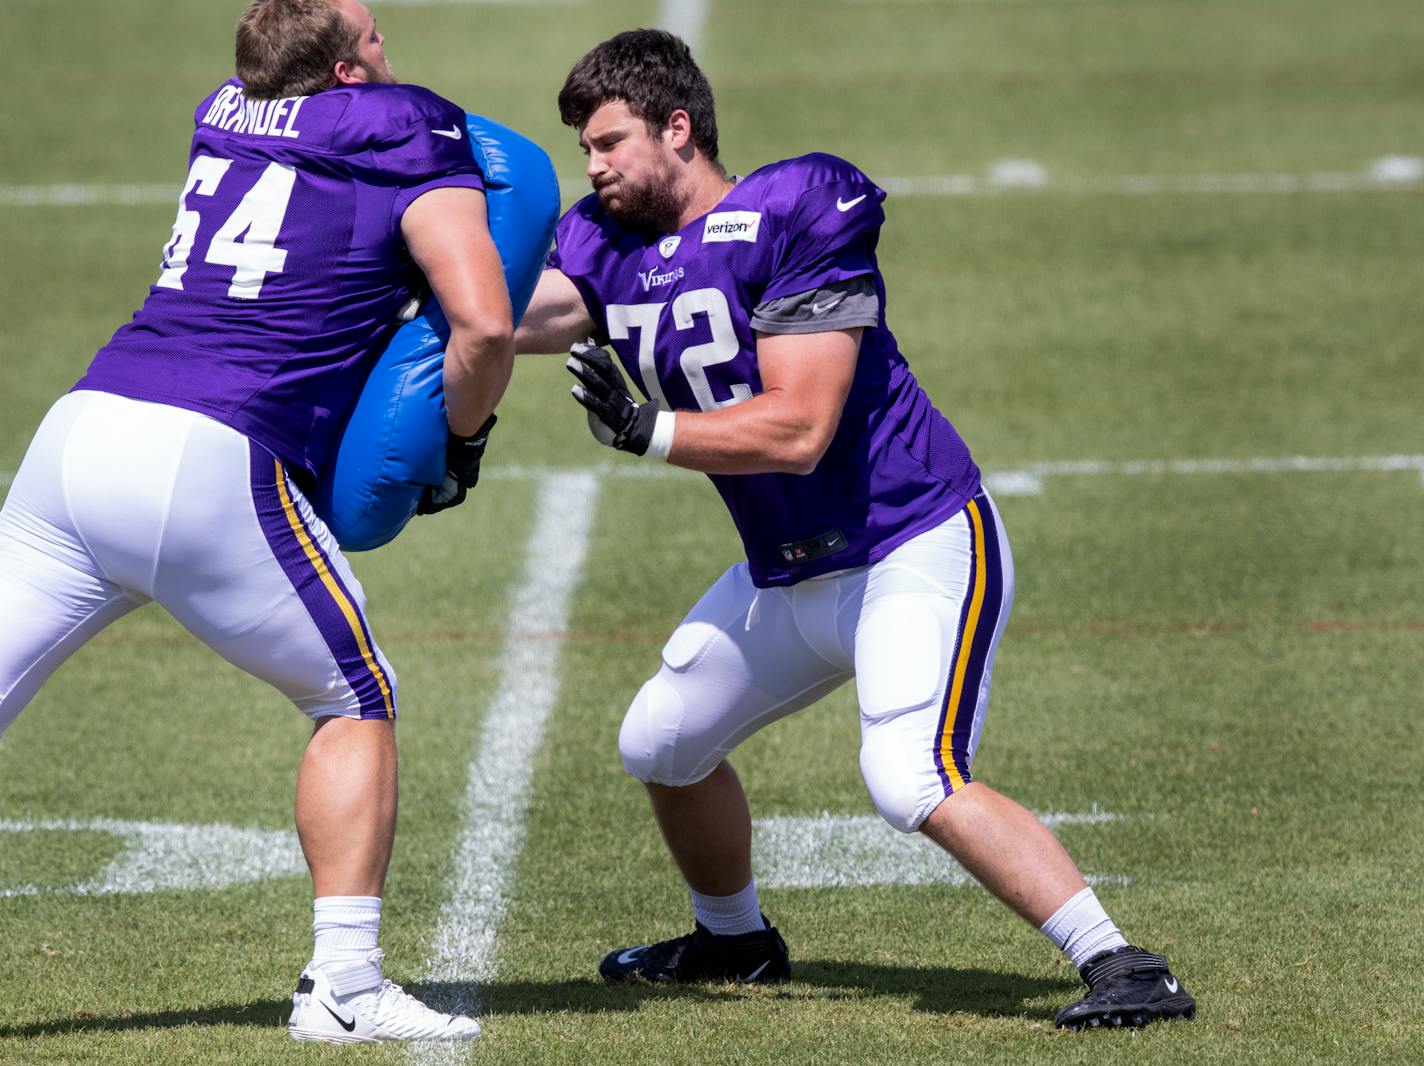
703;211;762;244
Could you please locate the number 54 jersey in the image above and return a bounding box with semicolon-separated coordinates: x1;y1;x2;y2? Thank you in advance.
76;79;485;477
549;153;982;587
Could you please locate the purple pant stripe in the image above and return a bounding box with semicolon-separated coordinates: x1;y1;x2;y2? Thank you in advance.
932;490;1006;793
947;492;1004;782
248;442;394;719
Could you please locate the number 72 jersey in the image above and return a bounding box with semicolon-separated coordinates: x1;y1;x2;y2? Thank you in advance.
77;79;484;477
549;153;982;588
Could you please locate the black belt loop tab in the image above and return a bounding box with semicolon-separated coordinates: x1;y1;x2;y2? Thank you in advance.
778;527;848;565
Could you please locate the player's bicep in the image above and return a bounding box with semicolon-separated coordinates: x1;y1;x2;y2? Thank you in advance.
754;327;862;445
400;186;512;339
514;269;596;355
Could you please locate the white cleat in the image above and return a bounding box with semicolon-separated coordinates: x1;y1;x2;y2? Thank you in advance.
288;949;481;1044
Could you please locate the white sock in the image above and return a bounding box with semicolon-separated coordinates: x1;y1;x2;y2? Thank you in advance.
311;895;382;970
1039;887;1128;969
691;880;765;937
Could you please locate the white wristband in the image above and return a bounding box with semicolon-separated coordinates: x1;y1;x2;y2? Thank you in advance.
646;409;677;462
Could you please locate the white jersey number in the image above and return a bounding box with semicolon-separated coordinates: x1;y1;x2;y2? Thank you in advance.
606;288;750;412
156;155;295;300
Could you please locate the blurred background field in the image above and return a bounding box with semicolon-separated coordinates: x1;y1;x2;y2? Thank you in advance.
1;1;1421;1063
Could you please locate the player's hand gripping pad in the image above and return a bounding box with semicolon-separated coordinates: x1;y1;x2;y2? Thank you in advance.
314;113;559;551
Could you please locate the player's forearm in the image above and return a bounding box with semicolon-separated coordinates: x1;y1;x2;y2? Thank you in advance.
665;390;834;476
443;325;514;436
513;313;592;356
515;269;596;355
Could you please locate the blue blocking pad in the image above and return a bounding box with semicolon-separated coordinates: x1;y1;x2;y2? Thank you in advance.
315;113;559;551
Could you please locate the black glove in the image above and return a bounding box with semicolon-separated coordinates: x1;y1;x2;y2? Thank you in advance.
566;340;660;455
418;413;497;515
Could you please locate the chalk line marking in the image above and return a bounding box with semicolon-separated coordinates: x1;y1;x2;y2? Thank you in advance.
880;155;1424;197
754;810;1127;889
0;184;175;207
378;0;580;5
828;0;1105;5
5;454;1422;501
0;818;303;898
658;0;710;51
405;472;598;1066
992;454;1424;496
475;453;1424;498
5;157;1420;207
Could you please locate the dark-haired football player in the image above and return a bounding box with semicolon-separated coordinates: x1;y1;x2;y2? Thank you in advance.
515;28;1195;1031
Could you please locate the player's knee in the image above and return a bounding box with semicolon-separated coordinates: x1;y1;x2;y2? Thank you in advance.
859;727;930;834
618;674;692;785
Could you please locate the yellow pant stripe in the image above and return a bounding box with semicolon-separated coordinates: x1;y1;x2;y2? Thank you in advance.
939;499;987;791
274;461;394;718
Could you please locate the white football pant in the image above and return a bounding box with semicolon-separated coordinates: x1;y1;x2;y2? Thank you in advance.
619;490;1013;833
0;390;397;736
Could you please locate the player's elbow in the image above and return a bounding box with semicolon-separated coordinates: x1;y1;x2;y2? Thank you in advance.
449;315;514;366
759;387;841;475
467;306;515;350
780;430;833;475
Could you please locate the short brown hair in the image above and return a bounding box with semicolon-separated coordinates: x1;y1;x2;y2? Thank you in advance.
235;0;361;100
558;29;720;164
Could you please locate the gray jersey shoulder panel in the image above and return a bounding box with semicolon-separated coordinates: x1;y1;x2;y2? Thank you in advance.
750;275;880;335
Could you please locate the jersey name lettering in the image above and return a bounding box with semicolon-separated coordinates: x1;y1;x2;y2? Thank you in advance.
201;84;305;139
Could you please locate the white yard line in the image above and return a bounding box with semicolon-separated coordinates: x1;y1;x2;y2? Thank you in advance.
404;471;597;1065
881;168;1424;197
378;0;581;5
5;454;1423;498
482;453;1424;498
827;0;1101;5
0;818;304;898
994;454;1424;496
0;184;176;207
754;810;1127;889
658;0;710;51
5;157;1420;207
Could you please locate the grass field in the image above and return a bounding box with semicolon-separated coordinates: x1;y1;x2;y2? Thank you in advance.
2;1;1423;1063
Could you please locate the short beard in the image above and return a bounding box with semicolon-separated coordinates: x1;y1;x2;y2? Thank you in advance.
356;57;397;84
597;160;684;233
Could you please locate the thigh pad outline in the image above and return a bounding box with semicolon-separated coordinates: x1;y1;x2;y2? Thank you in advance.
855;596;950;722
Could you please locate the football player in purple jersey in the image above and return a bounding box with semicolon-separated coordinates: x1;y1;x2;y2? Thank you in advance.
515;30;1196;1030
0;0;510;1044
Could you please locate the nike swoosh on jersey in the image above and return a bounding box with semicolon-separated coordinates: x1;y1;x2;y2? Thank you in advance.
431;125;463;139
811;297;845;315
836;194;868;212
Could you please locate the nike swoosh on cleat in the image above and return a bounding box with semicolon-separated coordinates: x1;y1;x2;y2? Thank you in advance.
836;194;867;212
736;960;771;983
616;948;643;966
321;1003;357;1032
431;126;462;139
1164;976;1179;993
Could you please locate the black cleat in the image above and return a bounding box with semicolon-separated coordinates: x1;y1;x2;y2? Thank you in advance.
598;918;791;985
1055;945;1196;1030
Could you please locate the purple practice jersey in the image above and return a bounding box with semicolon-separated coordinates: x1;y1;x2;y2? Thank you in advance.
76;80;485;475
549;153;981;586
